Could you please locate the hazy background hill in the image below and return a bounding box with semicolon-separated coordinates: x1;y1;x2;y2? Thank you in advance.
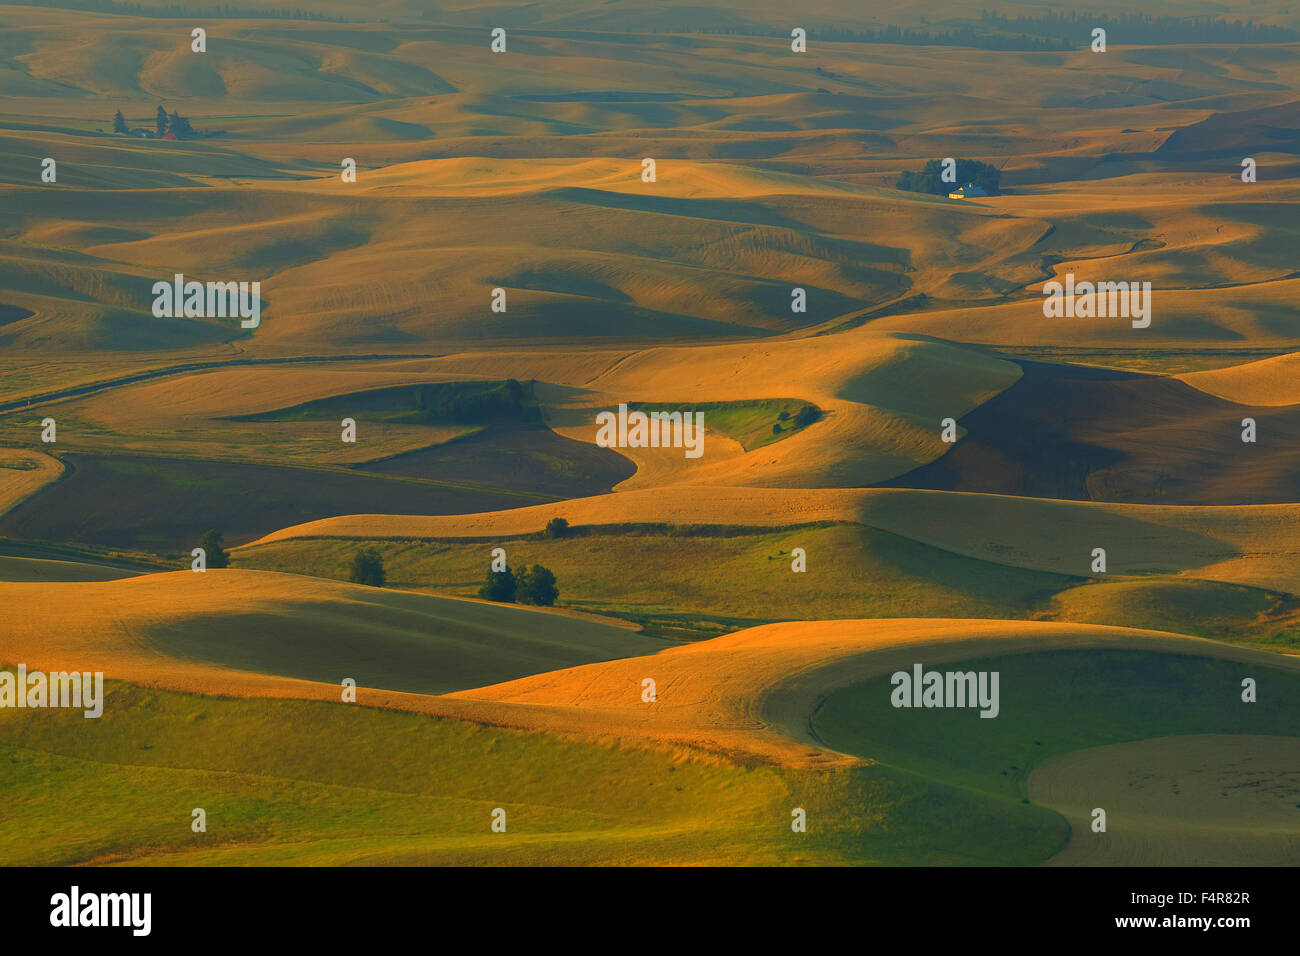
1;2;1296;376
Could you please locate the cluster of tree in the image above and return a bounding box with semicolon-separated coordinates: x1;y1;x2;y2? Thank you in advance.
773;404;820;434
414;379;537;425
112;107;198;139
478;563;559;607
330;537;568;604
897;159;1000;196
36;0;348;20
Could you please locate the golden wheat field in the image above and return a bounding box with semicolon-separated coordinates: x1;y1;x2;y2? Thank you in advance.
0;1;1297;914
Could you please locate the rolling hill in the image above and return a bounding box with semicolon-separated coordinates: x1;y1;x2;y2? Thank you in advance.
1;0;1297;871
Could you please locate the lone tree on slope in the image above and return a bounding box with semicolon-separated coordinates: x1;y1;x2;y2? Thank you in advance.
199;530;229;569
349;548;386;588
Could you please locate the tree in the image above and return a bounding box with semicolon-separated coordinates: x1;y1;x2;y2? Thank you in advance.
544;517;570;539
793;404;821;428
349;548;385;587
113;109;127;134
199;530;229;569
501;378;525;414
517;564;558;607
970;163;1001;195
155;105;168;136
478;565;517;603
169;112;196;139
896;158;1000;196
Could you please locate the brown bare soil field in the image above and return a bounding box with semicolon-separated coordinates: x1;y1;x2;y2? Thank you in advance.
880;359;1300;504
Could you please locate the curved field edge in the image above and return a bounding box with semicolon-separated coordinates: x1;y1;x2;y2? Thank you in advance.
0;448;63;518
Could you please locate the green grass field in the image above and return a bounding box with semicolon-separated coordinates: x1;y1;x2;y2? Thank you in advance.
235;524;1300;647
1048;578;1300;651
236;523;1079;638
627;398;820;451
4;649;1293;865
0;680;1066;866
